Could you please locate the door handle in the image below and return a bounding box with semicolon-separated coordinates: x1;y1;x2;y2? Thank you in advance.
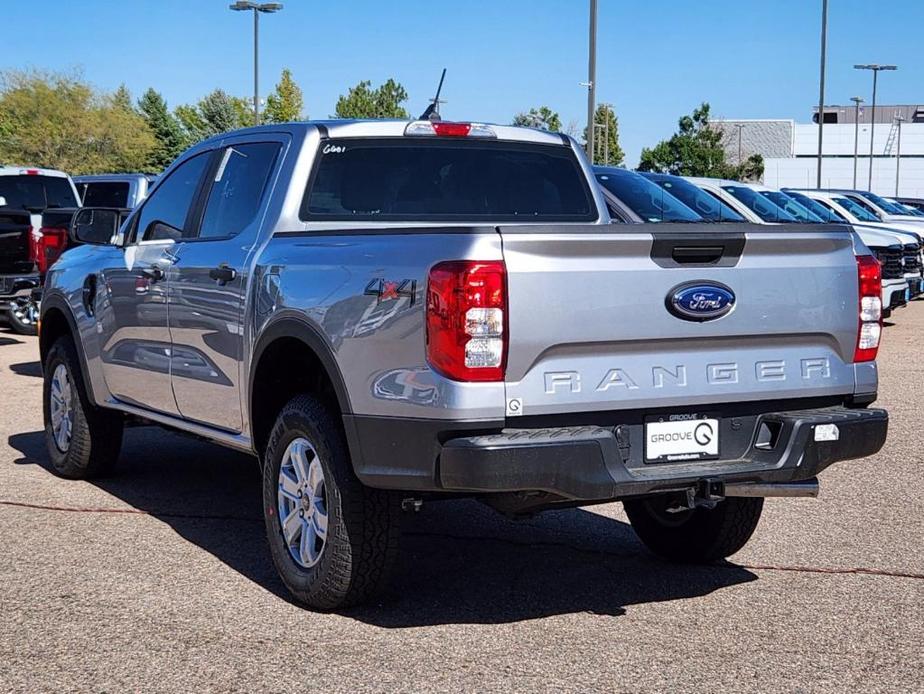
140;267;165;282
209;265;237;284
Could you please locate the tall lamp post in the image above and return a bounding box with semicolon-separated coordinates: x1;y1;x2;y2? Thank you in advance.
734;123;745;165
895;114;905;197
854;63;897;191
584;0;598;163
815;0;828;188
230;1;284;127
850;96;864;188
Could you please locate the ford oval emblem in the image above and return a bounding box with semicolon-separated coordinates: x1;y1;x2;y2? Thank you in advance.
666;282;736;322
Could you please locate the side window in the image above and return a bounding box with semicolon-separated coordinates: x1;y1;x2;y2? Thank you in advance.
135;153;210;243
197;142;280;240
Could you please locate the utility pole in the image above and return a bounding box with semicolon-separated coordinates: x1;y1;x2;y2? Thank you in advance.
816;0;828;188
230;1;284;127
585;0;597;162
895;115;905;196
855;63;898;191
850;96;864;188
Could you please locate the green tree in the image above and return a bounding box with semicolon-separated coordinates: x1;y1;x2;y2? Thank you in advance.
174;103;207;143
737;153;765;182
334;78;409;119
138;88;185;171
264;68;304;123
0;69;154;174
230;95;254;128
638;102;737;177
584;104;624;166
512;106;562;133
113;83;134;112
198;89;239;135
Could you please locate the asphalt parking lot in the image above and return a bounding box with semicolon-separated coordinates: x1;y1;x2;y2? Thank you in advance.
1;311;922;693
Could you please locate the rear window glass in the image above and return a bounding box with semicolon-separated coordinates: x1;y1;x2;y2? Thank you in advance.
301;138;596;222
79;181;130;207
0;175;78;211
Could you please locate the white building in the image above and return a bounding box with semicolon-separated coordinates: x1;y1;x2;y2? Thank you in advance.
715;106;924;197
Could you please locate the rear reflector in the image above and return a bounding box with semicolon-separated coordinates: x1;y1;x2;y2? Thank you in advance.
404;121;496;138
426;260;506;381
854;254;882;362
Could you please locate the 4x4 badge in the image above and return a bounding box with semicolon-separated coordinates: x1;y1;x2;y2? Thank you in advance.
364;278;417;305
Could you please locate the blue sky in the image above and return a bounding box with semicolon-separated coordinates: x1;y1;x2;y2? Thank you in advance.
4;0;923;165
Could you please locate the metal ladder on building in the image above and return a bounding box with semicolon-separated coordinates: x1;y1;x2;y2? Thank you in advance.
883;118;900;155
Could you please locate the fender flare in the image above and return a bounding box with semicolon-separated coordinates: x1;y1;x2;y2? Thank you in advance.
40;293;99;406
248;311;353;419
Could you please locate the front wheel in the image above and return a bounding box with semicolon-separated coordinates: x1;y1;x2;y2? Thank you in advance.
624;495;763;563
262;394;402;610
8;296;39;335
43;336;123;478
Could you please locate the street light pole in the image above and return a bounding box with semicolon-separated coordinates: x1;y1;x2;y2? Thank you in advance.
230;1;283;127
854;63;897;191
585;0;597;163
816;0;828;188
850;96;864;188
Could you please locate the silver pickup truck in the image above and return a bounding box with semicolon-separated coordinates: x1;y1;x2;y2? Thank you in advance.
39;120;888;610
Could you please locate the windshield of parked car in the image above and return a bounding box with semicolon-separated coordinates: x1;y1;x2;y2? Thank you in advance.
857;191;912;215
889;200;924;217
784;192;846;222
642;174;744;222
720;185;798;222
759;191;824;223
0;175;79;212
834;196;879;222
303;139;597;222
77;181;130;207
594;168;703;223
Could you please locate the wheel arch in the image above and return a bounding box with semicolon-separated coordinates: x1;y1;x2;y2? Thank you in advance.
39;296;99;405
249;312;352;459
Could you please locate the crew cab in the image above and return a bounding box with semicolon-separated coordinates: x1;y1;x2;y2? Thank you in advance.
39;120;888;610
0;167;80;334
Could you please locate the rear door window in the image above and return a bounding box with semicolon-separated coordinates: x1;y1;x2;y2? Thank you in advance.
302;138;596;222
197;142;280;240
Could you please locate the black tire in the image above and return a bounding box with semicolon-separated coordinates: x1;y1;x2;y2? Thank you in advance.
262;394;401;610
624;495;763;563
8;297;39;336
43;336;123;479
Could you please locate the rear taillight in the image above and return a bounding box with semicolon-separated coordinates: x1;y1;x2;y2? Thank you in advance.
30;227;68;274
426;260;507;382
854;254;882;363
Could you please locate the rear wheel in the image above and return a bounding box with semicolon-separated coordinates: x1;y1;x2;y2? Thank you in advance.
624;495;763;563
262;394;402;610
8;296;39;335
43;336;123;478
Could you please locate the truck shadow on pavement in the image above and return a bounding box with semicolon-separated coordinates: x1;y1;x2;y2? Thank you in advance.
8;361;42;377
9;427;757;626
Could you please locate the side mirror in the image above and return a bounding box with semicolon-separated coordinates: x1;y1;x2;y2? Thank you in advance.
70;207;128;246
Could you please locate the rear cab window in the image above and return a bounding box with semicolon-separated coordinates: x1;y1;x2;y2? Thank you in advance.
0;175;78;212
301;138;597;222
79;181;130;207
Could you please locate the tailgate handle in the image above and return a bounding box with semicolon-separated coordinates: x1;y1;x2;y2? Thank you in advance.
671;245;725;264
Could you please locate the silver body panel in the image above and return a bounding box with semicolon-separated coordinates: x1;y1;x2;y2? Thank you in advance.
43;121;877;458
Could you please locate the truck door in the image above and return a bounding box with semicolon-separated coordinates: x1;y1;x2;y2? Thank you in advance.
166;138;284;432
96;151;212;415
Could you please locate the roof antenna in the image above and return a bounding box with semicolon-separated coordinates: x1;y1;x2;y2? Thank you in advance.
419;68;447;121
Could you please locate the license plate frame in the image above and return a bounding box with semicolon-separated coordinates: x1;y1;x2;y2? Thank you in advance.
644;415;720;463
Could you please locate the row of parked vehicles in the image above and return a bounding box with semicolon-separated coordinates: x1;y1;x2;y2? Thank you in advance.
594;167;924;319
0;170;154;334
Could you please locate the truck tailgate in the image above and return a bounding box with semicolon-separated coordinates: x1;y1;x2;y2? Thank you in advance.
500;223;865;416
0;209;33;275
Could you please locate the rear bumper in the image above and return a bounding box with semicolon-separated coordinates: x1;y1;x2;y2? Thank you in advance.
348;406;888;500
882;279;907;313
0;274;40;310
